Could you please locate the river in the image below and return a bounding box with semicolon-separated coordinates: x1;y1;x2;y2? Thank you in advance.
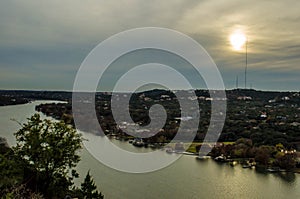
1;101;299;198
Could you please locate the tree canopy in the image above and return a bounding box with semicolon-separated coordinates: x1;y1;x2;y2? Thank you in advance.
80;171;104;199
1;114;104;198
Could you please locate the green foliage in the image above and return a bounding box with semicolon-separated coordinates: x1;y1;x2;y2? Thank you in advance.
1;114;104;198
236;138;253;147
13;114;83;198
80;171;104;199
275;143;284;151
0;139;23;195
276;154;297;170
254;146;270;166
1;184;44;199
210;140;297;169
233;148;244;158
0;153;22;191
14;114;82;173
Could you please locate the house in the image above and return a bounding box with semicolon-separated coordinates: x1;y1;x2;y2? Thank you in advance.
237;96;252;100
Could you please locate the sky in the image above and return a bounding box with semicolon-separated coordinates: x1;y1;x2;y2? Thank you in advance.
0;0;299;91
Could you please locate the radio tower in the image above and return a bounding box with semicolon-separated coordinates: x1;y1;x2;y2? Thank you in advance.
244;38;248;89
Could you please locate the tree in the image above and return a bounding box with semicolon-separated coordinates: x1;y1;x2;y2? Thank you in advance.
0;137;23;195
13;114;83;198
80;171;104;199
255;146;271;166
275;143;284;151
1;184;44;199
0;153;23;193
277;154;297;170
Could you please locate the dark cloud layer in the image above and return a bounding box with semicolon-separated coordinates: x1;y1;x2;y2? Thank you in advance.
0;0;299;91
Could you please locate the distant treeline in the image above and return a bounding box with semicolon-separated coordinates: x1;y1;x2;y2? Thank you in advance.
0;88;298;104
32;89;300;149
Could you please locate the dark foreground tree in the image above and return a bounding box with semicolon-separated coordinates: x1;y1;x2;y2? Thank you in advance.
0;138;23;195
80;171;104;199
13;114;83;198
1;114;104;198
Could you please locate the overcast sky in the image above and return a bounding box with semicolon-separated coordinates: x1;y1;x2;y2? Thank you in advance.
0;0;299;91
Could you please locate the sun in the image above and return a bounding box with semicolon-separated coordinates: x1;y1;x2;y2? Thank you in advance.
230;31;246;51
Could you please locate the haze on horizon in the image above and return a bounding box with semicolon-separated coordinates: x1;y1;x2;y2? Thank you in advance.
0;0;299;92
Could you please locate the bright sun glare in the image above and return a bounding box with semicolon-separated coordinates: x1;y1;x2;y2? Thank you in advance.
230;31;246;51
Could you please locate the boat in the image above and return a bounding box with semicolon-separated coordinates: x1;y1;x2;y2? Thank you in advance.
166;148;174;154
196;156;211;160
182;151;195;156
214;154;228;162
242;164;251;168
266;167;280;172
132;138;144;147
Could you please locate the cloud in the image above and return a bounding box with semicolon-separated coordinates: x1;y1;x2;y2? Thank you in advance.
0;0;299;91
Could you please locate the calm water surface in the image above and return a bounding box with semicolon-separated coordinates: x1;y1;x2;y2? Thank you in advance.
1;101;299;199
